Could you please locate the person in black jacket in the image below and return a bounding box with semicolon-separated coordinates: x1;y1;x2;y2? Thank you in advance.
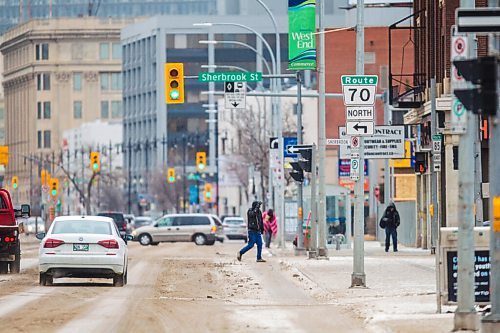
237;201;266;262
380;202;401;252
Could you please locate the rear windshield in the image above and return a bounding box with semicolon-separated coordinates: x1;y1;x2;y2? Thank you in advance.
225;219;244;225
98;213;125;223
52;220;112;235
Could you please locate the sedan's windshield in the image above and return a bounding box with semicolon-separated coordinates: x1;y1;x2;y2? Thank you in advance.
52;220;112;235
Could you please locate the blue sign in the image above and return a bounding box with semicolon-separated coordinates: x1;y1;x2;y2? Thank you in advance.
284;137;298;158
338;159;368;178
189;185;199;204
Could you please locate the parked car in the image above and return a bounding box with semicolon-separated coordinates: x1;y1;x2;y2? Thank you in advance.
24;216;45;235
131;213;224;246
36;215;132;287
97;212;128;238
131;216;153;231
222;216;247;242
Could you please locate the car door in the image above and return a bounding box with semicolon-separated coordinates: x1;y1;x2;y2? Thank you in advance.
154;216;175;242
172;216;194;242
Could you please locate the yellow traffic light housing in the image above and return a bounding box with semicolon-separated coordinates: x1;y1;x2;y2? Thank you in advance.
50;178;59;197
167;168;176;183
196;152;207;172
90;152;100;172
165;63;184;104
11;176;18;189
204;183;212;202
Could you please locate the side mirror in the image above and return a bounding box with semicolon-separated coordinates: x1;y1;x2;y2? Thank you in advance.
21;204;31;217
35;232;46;240
154;223;158;227
126;234;134;241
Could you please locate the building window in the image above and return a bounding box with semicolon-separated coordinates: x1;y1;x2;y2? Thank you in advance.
37;131;42;148
111;73;122;90
35;43;49;60
101;101;109;118
100;73;109;91
112;43;122;59
100;43;109;60
111;101;122;118
43;130;51;148
37;102;42;119
73;101;82;119
43;102;51;119
73;73;82;91
37;73;50;91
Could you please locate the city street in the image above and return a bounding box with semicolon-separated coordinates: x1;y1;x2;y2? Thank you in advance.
0;238;465;333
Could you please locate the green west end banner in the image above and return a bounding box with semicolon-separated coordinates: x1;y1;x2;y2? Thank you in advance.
288;0;317;71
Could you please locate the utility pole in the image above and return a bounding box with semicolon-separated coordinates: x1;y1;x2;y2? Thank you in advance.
296;70;305;254
383;90;392;206
317;0;328;258
482;1;500;331
309;144;318;258
454;0;479;330
351;0;366;288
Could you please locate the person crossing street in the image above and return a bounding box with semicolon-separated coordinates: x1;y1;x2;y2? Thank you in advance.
237;201;266;262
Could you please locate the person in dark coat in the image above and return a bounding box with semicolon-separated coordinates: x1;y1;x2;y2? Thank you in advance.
237;201;266;262
380;202;400;252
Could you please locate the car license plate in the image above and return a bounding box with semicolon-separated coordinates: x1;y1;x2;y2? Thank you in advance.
73;244;89;251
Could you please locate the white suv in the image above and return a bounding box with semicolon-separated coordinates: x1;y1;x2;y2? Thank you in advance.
132;214;224;246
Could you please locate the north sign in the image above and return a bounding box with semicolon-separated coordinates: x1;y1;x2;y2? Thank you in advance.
346;106;374;121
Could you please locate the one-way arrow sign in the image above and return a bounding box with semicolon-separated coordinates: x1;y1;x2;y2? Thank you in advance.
286;144;312;154
346;121;374;136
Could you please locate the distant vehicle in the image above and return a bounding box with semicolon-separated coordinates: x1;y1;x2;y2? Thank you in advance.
36;215;132;287
0;189;31;274
131;213;224;246
97;212;128;238
131;216;153;231
222;216;247;242
24;217;45;235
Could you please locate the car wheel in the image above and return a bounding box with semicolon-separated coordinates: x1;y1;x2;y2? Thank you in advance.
113;274;125;287
138;233;152;246
0;262;8;274
193;234;207;246
39;273;53;286
150;242;159;246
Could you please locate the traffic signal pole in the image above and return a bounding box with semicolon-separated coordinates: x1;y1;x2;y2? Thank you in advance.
351;0;366;288
296;71;305;254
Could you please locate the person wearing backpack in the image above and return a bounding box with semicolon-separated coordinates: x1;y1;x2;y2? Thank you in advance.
237;201;266;262
379;202;400;252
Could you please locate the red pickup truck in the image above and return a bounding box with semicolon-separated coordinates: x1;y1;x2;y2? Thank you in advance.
0;189;30;274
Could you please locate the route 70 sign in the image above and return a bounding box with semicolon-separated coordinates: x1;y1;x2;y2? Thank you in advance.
341;75;378;106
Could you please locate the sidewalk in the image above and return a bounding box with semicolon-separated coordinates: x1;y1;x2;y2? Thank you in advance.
267;241;460;333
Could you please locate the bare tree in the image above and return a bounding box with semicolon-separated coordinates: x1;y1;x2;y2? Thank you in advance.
149;170;184;213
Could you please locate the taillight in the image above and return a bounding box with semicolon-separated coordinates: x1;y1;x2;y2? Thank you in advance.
3;236;16;243
211;226;217;233
98;239;119;249
44;238;65;248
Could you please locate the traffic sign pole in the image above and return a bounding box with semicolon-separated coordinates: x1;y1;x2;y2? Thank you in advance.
295;71;306;254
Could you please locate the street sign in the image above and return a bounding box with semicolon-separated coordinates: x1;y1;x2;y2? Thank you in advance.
199;71;262;82
287;144;312;155
456;8;500;34
346;121;374;136
269;137;279;149
450;34;469;134
283;137;298;158
224;82;246;109
345;106;374;121
432;134;442;154
338;159;368;177
341;75;378;106
350;158;360;181
340;125;405;159
326;138;349;146
350;136;360;151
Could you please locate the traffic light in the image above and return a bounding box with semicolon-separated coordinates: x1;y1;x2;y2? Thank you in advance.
298;148;312;172
204;183;212;202
453;56;498;115
288;146;313;183
90;152;100;172
165;63;184;104
50;178;59;197
289;161;304;182
196;152;207;172
40;169;48;186
414;152;427;175
11;176;18;189
167;168;176;183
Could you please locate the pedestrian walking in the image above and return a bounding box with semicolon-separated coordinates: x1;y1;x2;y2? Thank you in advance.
262;209;278;248
237;201;266;262
379;202;400;252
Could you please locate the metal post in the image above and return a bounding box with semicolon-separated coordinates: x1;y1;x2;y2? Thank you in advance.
430;78;442;313
482;4;500;330
183;136;187;213
127;139;132;214
384;90;391;205
351;0;366;288
296;71;305;254
208;31;216;174
454;1;479;329
309;144;318;258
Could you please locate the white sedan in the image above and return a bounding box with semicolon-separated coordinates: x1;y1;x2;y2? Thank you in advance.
37;216;131;287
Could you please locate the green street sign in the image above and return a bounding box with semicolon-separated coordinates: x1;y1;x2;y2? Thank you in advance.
198;72;262;83
341;75;378;85
432;134;443;141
